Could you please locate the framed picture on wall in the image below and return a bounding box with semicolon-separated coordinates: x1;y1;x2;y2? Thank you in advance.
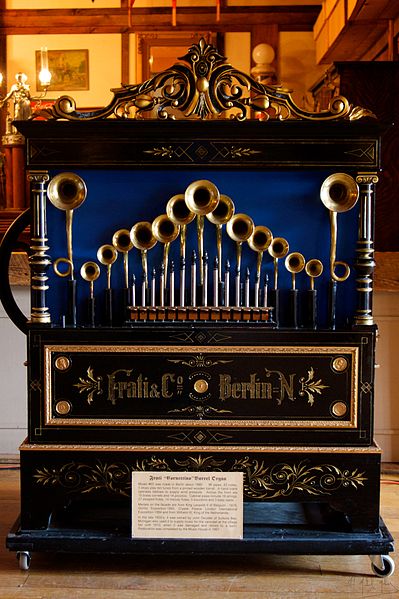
35;49;89;91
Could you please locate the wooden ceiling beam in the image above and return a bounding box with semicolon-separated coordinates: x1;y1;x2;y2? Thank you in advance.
0;6;320;35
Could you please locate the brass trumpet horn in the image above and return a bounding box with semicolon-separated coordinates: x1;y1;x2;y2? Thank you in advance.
80;261;100;295
248;225;273;280
97;244;117;290
207;194;235;283
112;228;134;288
166;194;195;261
80;261;100;327
47;172;87;279
320;173;359;282
152;214;180;287
130;221;157;287
285;252;305;290
226;213;255;273
305;258;323;290
268;237;289;289
185;179;220;284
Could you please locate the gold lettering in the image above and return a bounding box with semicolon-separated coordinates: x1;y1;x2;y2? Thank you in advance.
265;369;296;404
162;373;175;398
219;373;275;400
219;374;231;400
150;383;160;398
232;383;241;399
107;369;133;405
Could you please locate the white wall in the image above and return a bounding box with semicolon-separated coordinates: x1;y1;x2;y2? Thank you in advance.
374;293;399;461
0;287;28;454
1;287;398;460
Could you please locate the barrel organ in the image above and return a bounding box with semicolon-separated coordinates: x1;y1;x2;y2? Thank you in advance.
1;39;394;573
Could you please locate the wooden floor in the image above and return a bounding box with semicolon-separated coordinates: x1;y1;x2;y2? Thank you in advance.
0;466;398;599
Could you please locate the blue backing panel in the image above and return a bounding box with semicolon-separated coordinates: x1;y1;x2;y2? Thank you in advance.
46;168;359;328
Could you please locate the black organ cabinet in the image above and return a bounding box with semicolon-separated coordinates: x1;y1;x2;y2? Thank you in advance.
0;40;395;576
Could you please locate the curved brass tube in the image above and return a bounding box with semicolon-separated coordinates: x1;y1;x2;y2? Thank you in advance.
285;251;305;290
248;225;273;280
305;258;324;290
97;244;117;289
48;172;87;279
152;214;180;287
112;228;134;288
268;237;289;289
166;194;195;261
207;194;235;283
320;173;359;282
130;221;157;287
185;179;220;284
226;213;254;273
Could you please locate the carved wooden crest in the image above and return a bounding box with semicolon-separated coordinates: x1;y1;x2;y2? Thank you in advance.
32;37;373;123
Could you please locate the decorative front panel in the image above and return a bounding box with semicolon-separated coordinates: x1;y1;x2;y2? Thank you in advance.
18;443;382;533
28;327;374;446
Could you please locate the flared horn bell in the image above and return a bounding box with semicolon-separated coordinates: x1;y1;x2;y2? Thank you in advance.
112;229;134;288
248;226;273;253
285;252;305;290
268;237;289;260
130;221;157;251
268;237;289;290
184;179;220;216
320;173;359;213
248;226;273;279
226;213;254;243
80;261;100;302
166;195;195;261
320;173;359;282
152;214;180;287
47;172;87;211
112;229;134;253
97;244;117;266
130;221;157;288
285;252;305;274
97;244;117;290
184;180;220;284
226;213;254;274
48;172;87;280
167;194;196;226
206;194;235;225
80;261;100;283
152;214;180;244
207;194;235;282
305;258;323;279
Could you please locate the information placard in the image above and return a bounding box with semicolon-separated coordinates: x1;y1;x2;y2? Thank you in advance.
131;471;243;539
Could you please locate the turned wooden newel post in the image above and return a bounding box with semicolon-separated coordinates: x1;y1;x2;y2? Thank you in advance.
28;170;51;324
354;172;378;326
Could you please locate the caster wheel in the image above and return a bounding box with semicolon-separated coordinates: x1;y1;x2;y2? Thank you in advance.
370;555;395;578
17;551;31;571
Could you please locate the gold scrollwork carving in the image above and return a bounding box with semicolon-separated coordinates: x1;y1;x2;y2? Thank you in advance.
33;456;367;500
232;457;367;499
168;353;233;367
32;38;374;123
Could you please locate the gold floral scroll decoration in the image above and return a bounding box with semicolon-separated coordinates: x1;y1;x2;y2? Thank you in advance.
34;456;367;500
32;38;374;123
